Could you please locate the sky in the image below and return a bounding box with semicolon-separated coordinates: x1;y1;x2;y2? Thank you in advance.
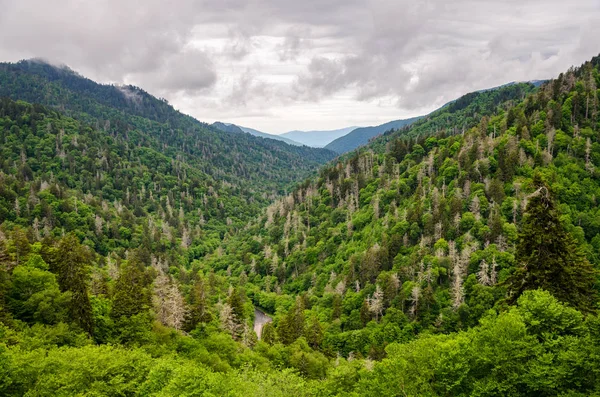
0;0;599;134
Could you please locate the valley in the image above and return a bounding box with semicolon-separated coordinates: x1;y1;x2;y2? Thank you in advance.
0;53;599;396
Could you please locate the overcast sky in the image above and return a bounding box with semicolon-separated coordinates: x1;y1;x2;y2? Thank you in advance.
0;0;599;134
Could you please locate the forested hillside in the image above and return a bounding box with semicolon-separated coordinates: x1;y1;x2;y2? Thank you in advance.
1;56;600;395
203;56;600;392
324;82;538;155
0;60;336;204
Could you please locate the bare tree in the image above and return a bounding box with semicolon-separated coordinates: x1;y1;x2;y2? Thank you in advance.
368;285;384;321
409;285;420;317
477;259;491;286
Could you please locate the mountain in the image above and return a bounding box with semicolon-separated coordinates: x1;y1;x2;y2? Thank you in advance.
0;59;336;243
280;126;358;147
325;81;548;155
200;55;600;390
368;80;539;154
211;121;303;146
1;54;600;396
211;121;246;134
324;116;422;154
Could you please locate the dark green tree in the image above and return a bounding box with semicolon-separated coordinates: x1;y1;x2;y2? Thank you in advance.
360;299;371;326
278;296;305;345
111;251;153;320
49;234;94;335
261;321;277;345
183;277;213;332
305;315;324;350
0;240;12;324
227;287;246;329
506;178;598;313
331;294;342;320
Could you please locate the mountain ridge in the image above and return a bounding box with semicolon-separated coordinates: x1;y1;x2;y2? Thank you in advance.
1;53;599;396
211;121;304;146
325;116;423;154
0;58;337;232
280;126;358;147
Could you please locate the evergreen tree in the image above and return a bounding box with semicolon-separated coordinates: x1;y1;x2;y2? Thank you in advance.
278;296;305;345
227;286;246;333
219;287;246;339
0;240;11;324
360;299;371;326
331;294;342;320
305;315;324;350
183;277;213;332
261;322;277;345
111;251;153;320
49;234;94;335
506;177;598;313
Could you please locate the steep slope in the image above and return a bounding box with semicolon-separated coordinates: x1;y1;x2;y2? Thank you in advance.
207;56;600;360
0;60;336;203
325;116;422;154
1;55;600;396
325;82;544;155
211;122;303;146
0;59;339;261
281;126;357;147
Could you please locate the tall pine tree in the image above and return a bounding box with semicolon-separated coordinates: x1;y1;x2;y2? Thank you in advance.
0;239;12;325
506;177;598;313
50;234;94;335
183;277;213;332
111;250;153;320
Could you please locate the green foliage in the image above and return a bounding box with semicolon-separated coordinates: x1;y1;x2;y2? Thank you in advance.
356;290;600;396
8;259;70;325
46;234;94;335
1;55;600;395
506;176;598;313
111;252;153;320
204;56;600;361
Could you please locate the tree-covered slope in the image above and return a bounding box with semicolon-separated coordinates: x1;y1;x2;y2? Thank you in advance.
1;55;600;396
0;59;336;202
324;82;537;156
206;56;600;360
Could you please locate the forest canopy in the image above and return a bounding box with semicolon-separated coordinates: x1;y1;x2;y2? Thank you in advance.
0;54;600;395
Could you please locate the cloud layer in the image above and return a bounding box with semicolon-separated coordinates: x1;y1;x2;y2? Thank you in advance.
0;0;599;132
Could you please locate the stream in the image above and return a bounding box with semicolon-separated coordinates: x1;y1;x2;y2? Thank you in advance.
253;308;272;340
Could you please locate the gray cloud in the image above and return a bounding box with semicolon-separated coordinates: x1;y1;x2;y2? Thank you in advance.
292;0;600;109
0;0;598;130
129;50;217;95
0;0;215;93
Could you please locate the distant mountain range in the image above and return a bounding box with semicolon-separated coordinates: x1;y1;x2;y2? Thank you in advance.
211;122;303;146
214;80;549;155
280;127;358;147
212;123;361;149
324;116;423;154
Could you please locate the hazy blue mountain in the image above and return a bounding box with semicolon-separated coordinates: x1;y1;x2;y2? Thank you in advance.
325;117;422;154
212;122;303;146
280;126;358;147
